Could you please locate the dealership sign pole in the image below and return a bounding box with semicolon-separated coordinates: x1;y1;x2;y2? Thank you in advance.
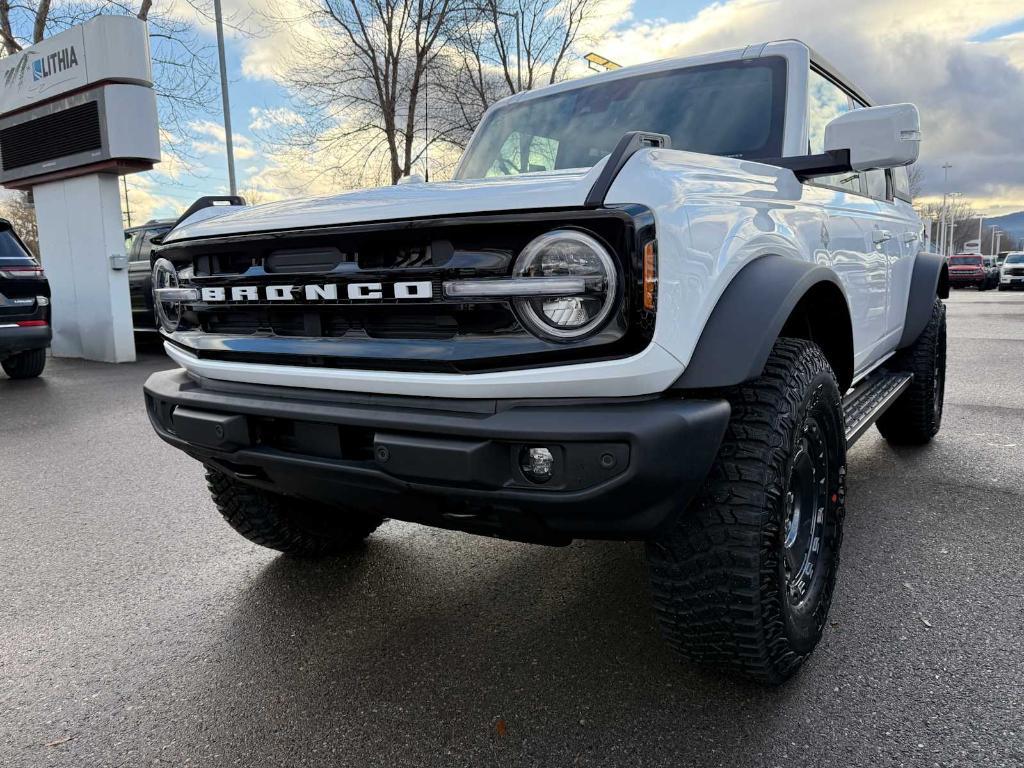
0;16;160;362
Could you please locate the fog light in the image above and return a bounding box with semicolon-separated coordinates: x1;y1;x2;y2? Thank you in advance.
520;446;554;484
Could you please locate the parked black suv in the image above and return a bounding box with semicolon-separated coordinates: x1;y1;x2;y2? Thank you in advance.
125;219;175;330
0;219;50;379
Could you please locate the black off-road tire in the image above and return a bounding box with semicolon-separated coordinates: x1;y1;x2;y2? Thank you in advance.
876;298;946;445
1;348;46;379
206;468;384;556
647;338;847;685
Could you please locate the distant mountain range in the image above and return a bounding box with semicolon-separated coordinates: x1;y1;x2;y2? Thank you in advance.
987;211;1024;249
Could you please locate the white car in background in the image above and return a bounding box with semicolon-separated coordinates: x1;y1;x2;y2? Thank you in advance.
999;252;1024;291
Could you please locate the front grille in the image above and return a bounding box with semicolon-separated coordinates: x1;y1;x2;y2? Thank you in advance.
160;208;657;372
1008;267;1024;276
0;102;102;171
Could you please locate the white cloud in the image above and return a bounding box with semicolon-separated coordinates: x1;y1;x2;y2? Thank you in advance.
199;0;1024;213
189;120;257;160
248;106;305;131
589;0;1024;211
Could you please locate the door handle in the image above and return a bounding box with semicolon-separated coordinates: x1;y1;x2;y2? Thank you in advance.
903;232;919;244
873;229;893;244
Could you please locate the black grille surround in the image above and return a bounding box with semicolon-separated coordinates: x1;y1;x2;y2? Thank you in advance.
159;206;657;374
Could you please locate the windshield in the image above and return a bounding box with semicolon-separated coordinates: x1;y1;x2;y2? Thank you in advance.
950;256;982;266
455;57;787;180
1005;253;1024;264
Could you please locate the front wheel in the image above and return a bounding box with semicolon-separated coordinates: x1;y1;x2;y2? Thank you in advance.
647;338;847;684
1;348;46;379
206;468;385;556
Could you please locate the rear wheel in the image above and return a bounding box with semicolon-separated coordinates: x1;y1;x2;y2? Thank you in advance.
206;468;385;556
877;298;946;445
1;348;46;379
647;338;847;684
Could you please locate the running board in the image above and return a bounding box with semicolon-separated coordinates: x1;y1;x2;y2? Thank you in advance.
843;371;913;447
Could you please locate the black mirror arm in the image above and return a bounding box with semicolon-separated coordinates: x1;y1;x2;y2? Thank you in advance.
761;149;852;180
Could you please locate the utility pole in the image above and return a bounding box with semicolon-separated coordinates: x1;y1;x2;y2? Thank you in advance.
122;176;132;228
940;162;952;257
213;0;237;196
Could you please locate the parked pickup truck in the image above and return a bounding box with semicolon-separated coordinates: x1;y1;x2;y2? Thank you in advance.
145;40;947;684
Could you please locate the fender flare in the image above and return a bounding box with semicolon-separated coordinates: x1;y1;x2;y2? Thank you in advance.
897;252;949;348
672;255;852;390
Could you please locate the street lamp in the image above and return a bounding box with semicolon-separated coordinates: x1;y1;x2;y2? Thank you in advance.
493;10;523;92
939;162;953;257
213;0;237;196
945;191;962;256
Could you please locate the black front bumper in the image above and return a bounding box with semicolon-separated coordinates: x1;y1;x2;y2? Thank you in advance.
0;325;51;358
144;370;729;544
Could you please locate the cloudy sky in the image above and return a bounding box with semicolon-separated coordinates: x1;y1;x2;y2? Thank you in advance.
124;0;1024;223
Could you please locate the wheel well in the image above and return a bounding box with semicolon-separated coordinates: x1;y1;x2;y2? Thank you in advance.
778;281;854;392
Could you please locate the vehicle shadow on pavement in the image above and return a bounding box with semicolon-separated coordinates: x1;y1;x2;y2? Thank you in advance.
197;528;810;765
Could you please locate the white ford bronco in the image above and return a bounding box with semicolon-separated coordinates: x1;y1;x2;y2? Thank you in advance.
145;40;949;683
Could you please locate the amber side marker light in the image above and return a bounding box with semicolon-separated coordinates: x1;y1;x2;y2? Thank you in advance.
643;241;657;310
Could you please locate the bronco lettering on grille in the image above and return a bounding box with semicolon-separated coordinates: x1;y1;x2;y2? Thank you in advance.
199;281;434;303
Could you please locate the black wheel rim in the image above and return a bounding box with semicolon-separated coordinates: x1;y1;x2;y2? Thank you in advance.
783;418;828;606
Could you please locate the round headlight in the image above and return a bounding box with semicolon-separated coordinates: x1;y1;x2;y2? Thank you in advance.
512;230;618;340
153;258;182;333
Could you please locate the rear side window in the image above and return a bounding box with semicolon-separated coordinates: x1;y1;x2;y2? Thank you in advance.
0;228;34;265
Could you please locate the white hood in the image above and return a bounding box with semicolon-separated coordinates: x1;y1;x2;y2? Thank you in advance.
164;165;606;243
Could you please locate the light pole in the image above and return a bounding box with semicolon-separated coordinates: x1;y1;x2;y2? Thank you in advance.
213;0;237;196
944;191;962;256
939;162;952;257
492;10;522;91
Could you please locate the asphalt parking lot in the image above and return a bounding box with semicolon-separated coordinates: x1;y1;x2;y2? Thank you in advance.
2;290;1022;768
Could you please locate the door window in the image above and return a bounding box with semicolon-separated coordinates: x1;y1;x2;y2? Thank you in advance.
864;169;887;200
892;166;912;202
807;70;860;194
125;230;141;260
138;228;169;263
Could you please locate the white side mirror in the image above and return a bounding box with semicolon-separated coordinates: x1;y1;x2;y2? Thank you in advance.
824;103;921;171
